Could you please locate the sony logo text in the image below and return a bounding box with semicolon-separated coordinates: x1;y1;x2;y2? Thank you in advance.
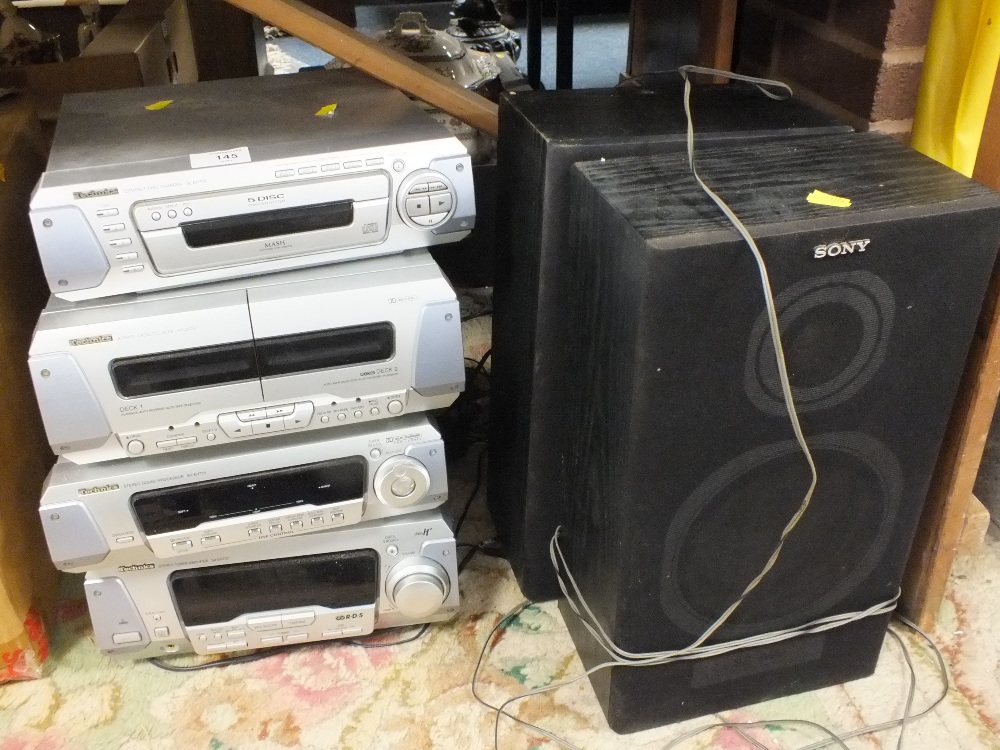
814;239;871;259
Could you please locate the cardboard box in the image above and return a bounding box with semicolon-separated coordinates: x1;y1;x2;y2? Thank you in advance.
0;0;197;123
0;92;59;682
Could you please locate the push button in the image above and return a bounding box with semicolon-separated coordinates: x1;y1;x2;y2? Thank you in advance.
96;208;119;217
310;516;325;527
110;239;133;248
103;223;126;233
405;196;431;217
261;635;284;645
344;160;362;169
206;643;228;653
266;404;295;418
201;535;221;546
248;527;262;537
228;630;245;639
237;408;267;421
171;540;193;552
251;419;284;435
427;181;448;192
116;536;134;544
183;208;193;217
408;183;429;194
430;193;453;214
366;158;384;167
218;413;250;438
156;439;178;448
176;436;197;445
167;210;177;219
370;407;381;416
298;166;318;175
112;632;143;644
412;213;447;227
247;615;283;631
275;169;294;177
387;400;404;414
154;627;170;637
122;264;145;274
281;612;315;628
290;520;304;530
354;409;364;418
283;402;314;430
269;523;282;533
321;163;340;172
126;440;145;455
285;633;309;643
114;251;138;261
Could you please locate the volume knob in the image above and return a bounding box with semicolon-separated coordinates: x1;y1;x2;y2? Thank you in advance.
373;456;431;508
385;559;449;619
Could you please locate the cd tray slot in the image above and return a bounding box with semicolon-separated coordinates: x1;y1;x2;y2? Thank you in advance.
180;200;355;248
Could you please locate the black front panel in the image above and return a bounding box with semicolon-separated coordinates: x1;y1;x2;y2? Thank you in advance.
255;322;394;378
180;200;354;248
131;457;368;536
111;341;258;398
170;550;379;626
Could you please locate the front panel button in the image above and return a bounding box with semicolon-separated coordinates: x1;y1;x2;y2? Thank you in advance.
156;439;178;448
354;409;364;418
122;264;145;274
246;615;284;631
310;516;324;527
183;208;193;217
248;527;262;537
218;413;251;438
228;641;249;649
341;626;364;636
370;407;381;416
283;402;314;430
228;630;246;638
412;213;447;227
261;635;284;645
331;512;345;523
103;223;126;233
206;643;228;652
391;476;417;498
281;612;315;628
126;440;145;455
251;419;284;435
285;632;309;643
167;210;177;219
408;183;429;194
116;536;134;544
430;193;453;214
171;540;193;552
176;436;197;445
201;535;221;546
269;523;283;533
114;251;138;260
110;239;133;249
151;212;162;221
344;160;362;169
321;163;340;172
366;158;384;167
290;520;304;530
96;208;119;217
298;166;318;175
427;181;448;192
405;196;431;217
275;169;294;178
387;400;404;414
112;631;143;644
154;626;170;637
337;413;347;421
237;408;267;421
266;404;295;418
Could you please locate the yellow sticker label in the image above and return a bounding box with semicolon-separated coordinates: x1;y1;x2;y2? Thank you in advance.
145;100;173;111
807;189;852;208
315;103;338;117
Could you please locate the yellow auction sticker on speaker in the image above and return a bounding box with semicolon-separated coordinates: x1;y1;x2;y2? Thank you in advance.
807;189;852;208
315;103;338;117
145;100;174;111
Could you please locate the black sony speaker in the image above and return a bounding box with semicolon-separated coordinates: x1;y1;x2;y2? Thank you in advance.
555;132;1000;732
489;82;852;601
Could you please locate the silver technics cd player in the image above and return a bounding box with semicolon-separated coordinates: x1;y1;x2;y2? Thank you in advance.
29;249;464;464
30;70;475;301
39;414;447;572
83;510;459;658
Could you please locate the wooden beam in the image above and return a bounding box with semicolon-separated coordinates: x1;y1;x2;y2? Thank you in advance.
901;253;1000;629
697;0;739;73
901;58;1000;630
221;0;499;136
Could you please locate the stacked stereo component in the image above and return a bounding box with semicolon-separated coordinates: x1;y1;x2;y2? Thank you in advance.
27;69;475;659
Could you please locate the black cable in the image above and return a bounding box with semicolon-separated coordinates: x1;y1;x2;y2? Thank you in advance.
148;649;280;672
346;624;429;649
454;445;488;539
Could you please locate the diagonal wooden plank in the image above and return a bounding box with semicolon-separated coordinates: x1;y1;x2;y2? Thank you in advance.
222;0;499;135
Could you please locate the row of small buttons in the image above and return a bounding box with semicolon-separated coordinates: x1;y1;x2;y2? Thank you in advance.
199;630;245;642
320;399;404;425
274;157;386;180
149;208;193;221
167;511;349;553
246;611;315;632
408;180;448;195
219;402;313;438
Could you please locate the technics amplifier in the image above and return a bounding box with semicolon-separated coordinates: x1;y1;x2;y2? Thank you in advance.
39;414;447;572
30;70;475;301
83;511;459;658
29;250;465;465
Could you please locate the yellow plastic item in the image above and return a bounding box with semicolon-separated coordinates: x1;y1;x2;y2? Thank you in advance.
911;0;1000;176
144;100;174;111
806;189;852;208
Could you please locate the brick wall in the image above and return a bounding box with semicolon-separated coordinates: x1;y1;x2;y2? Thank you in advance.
738;0;936;140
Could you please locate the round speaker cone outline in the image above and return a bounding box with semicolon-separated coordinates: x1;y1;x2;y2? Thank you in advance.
659;432;902;640
745;271;894;416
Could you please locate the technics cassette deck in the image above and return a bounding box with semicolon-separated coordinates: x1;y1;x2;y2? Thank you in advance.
29;250;465;464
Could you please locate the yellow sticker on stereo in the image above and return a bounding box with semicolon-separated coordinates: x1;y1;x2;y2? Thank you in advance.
807;189;852;208
315;103;338;117
145;100;173;111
